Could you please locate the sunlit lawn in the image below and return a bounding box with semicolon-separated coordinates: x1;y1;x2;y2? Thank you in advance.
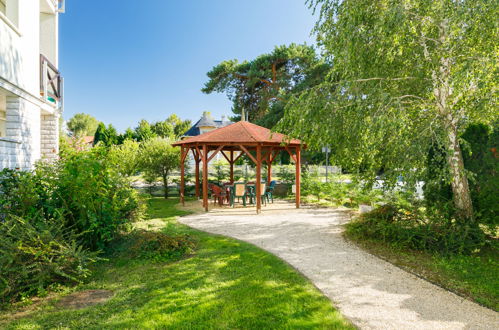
1;198;352;329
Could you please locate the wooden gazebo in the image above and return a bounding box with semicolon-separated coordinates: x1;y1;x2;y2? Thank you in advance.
172;121;302;213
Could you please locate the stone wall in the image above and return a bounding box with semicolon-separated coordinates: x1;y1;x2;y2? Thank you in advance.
0;95;42;170
41;112;59;160
0;138;22;169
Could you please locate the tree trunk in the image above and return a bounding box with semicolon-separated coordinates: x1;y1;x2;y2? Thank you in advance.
432;19;474;221
445;122;474;220
162;175;168;199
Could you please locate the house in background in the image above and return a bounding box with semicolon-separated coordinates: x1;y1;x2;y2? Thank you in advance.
183;111;232;165
183;111;232;138
0;0;64;170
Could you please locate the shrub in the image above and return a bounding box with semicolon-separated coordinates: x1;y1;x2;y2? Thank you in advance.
0;215;99;305
108;139;141;176
48;147;144;250
1;146;145;251
124;230;196;262
212;160;229;184
302;170;324;201
0;169;39;220
277;165;295;184
346;204;488;255
0;145;144;304
424;122;498;229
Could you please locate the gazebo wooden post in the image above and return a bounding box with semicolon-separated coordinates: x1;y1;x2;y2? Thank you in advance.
295;146;301;208
266;150;272;186
256;144;262;214
202;144;208;211
194;149;200;199
180;146;185;206
230;150;234;184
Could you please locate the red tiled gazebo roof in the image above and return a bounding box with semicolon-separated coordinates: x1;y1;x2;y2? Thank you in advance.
172;121;301;146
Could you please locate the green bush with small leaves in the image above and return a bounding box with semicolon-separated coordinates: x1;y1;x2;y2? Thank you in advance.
117;230;196;262
346;204;488;255
0;146;144;304
0;214;99;305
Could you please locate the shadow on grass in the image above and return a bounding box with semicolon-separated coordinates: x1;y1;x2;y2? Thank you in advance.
3;198;352;329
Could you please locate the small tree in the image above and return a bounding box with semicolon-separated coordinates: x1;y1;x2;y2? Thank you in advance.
212;159;229;184
109;139;140;177
93;123;119;147
134;119;157;142
118;128;135;144
139;138;180;198
67;113;99;137
151;120;174;138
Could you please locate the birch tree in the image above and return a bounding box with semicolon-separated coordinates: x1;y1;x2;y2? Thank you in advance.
280;0;498;220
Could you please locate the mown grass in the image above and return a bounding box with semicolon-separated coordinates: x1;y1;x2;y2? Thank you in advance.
1;197;352;329
344;229;498;311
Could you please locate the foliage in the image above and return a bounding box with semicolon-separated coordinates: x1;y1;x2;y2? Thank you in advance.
0;215;99;305
232;168;243;182
425;122;498;230
0;146;144;303
276;165;295;184
1;198;352;329
151;120;174;138
346;205;488;255
203;43;326;124
126;230;196;262
0;147;144;251
134;119;157;142
93;122;119;147
0;169;38;220
280;0;498;220
133;116;191;142
301;173;384;207
66;113;99;138
55;148;144;249
212;159;229;184
302;170;324;201
118;128;135;143
462;123;499;229
138;137;181;198
164;114;192;139
108;139;141;176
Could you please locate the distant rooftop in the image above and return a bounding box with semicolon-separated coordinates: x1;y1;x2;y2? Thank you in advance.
184;112;231;137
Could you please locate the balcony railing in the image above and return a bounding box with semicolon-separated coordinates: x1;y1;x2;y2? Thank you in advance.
40;54;63;107
50;0;65;13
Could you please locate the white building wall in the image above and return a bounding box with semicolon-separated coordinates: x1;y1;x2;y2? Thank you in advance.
0;0;41;94
0;0;61;171
0;95;41;170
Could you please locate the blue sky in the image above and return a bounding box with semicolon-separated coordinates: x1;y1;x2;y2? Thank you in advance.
60;1;317;131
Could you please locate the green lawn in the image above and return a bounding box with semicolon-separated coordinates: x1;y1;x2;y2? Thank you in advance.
344;231;498;311
1;198;352;329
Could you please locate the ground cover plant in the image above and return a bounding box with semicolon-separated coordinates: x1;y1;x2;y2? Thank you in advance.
0;198;353;329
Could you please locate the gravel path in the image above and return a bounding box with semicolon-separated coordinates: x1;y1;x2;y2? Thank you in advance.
179;202;498;329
